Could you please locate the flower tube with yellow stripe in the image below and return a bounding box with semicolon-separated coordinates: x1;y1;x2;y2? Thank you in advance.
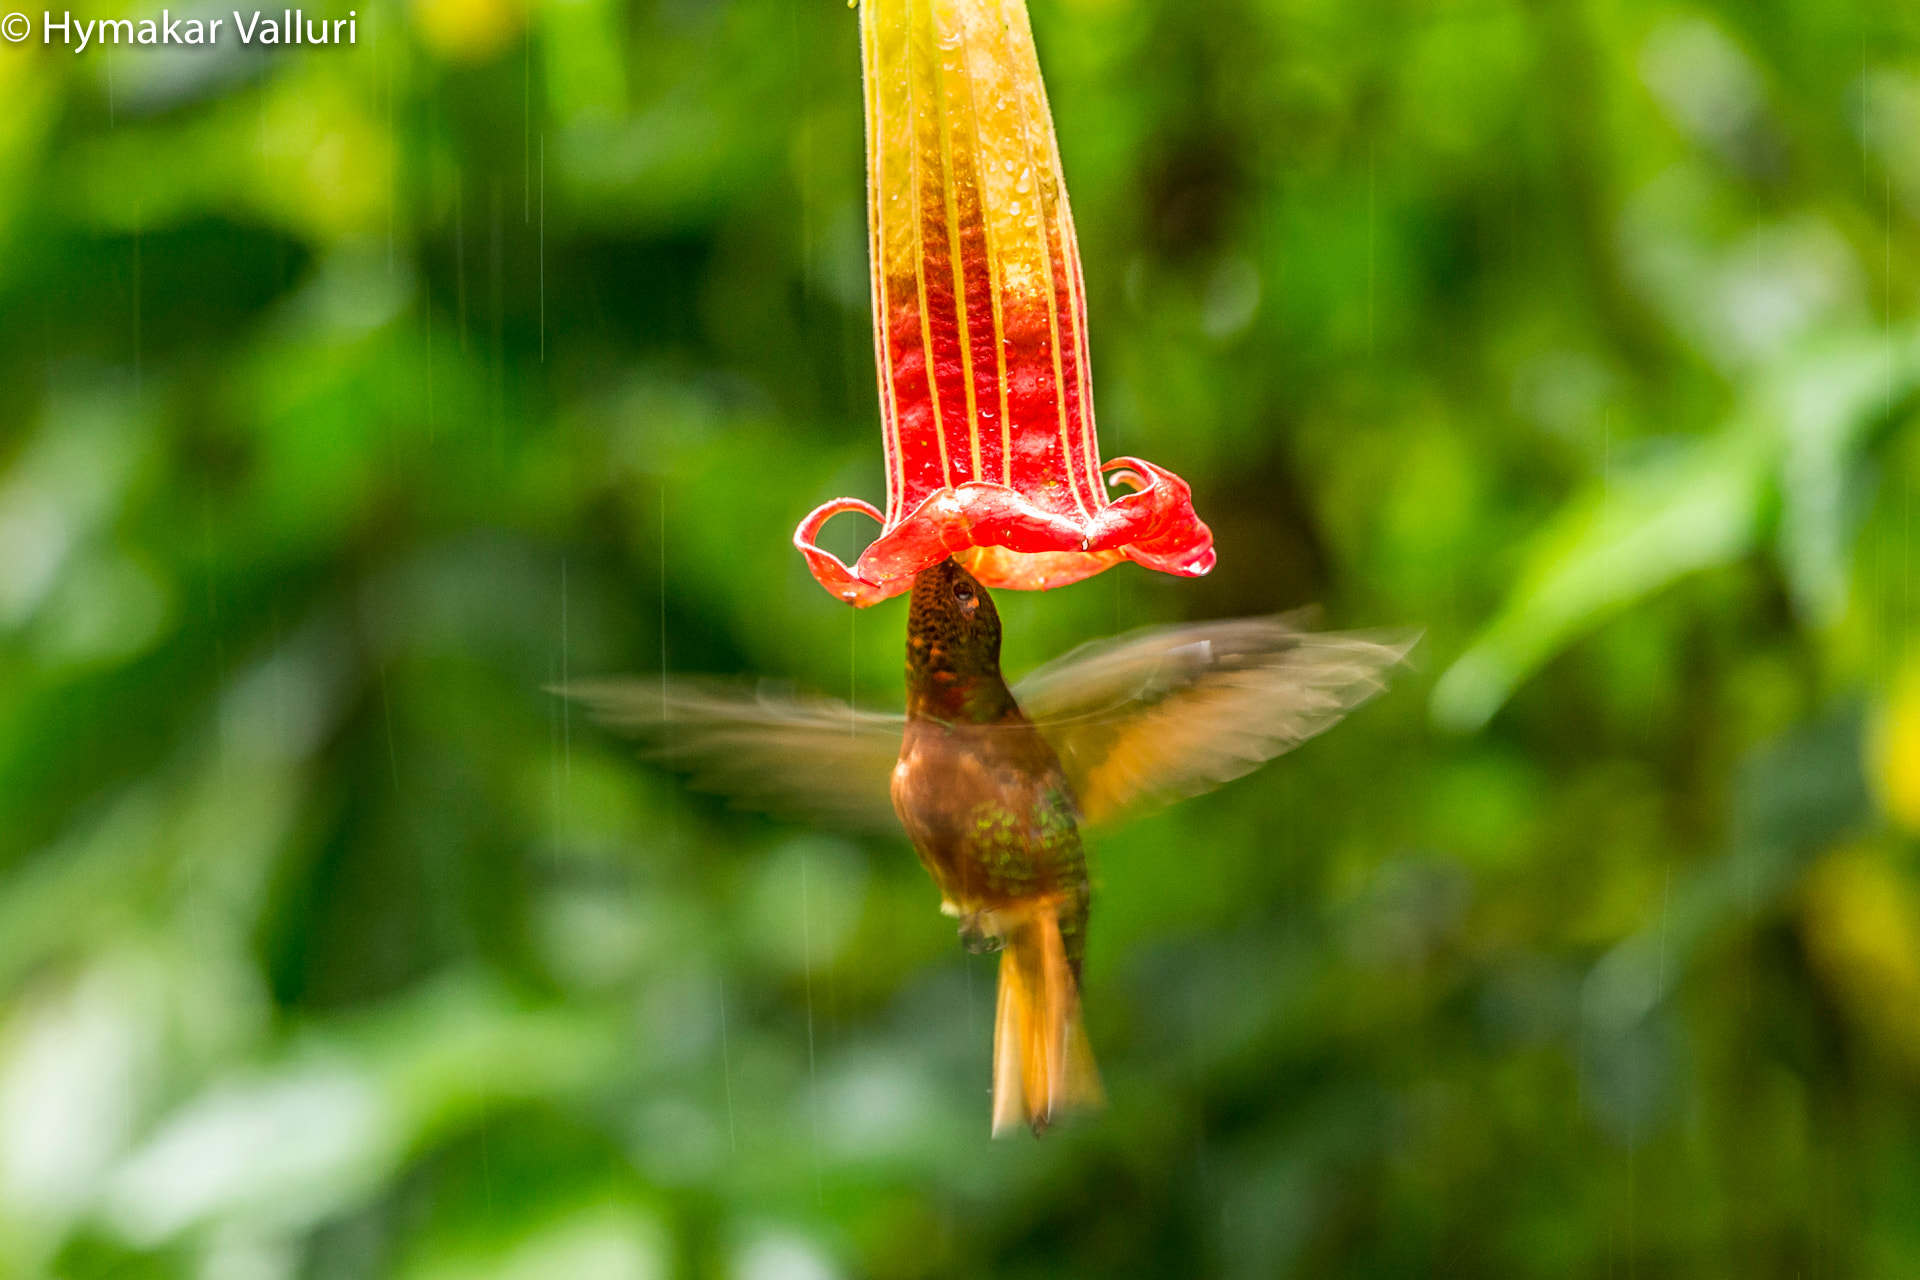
795;0;1214;606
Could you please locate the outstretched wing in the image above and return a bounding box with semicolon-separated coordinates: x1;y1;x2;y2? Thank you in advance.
564;678;905;834
1014;616;1418;827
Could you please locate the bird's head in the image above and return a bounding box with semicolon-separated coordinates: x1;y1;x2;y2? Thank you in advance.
907;558;1004;689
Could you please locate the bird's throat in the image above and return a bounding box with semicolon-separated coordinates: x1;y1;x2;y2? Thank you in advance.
906;666;1018;725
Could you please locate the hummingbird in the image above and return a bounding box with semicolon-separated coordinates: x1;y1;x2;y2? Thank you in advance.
571;558;1413;1135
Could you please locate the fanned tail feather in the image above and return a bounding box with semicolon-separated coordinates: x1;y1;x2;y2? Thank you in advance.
991;899;1104;1136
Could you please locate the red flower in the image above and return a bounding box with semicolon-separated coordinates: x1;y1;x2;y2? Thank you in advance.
795;0;1214;606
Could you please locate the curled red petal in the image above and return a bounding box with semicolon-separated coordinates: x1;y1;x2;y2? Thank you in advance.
1092;457;1217;579
792;459;1214;606
793;498;902;607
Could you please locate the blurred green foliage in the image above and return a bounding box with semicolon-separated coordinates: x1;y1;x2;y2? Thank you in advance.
3;0;1920;1276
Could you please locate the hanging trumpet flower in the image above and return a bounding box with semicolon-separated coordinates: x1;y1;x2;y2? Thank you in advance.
795;0;1214;606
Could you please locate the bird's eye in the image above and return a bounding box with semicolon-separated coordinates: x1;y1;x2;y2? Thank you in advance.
952;582;976;610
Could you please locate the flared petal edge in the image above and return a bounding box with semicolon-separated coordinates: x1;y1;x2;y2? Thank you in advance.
794;459;1214;606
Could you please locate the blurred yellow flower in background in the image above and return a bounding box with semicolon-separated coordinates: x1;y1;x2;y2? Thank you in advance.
411;0;522;63
1872;656;1920;832
1802;846;1920;1066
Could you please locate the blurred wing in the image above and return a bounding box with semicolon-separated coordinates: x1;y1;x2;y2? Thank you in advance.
564;677;905;834
1014;615;1419;827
